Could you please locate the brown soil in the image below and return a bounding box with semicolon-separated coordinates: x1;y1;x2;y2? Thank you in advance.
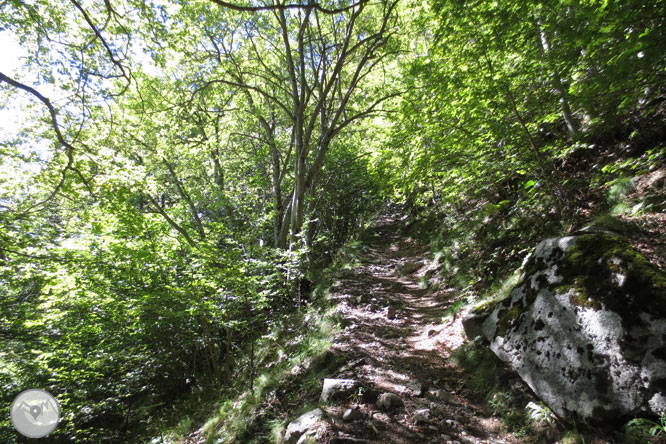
316;214;526;444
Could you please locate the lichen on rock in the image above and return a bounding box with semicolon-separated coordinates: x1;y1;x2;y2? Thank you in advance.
464;231;666;423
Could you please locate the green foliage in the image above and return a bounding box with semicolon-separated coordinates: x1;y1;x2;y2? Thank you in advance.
198;304;338;444
626;412;666;442
561;425;586;444
451;339;531;433
1;0;665;441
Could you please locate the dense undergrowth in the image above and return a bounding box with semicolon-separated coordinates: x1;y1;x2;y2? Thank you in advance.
149;231;382;443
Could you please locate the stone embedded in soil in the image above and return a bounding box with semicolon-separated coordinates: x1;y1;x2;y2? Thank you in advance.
376;392;404;410
387;306;397;319
401;261;424;274
445;418;462;428
406;381;423;396
295;432;313;444
321;379;359;402
337;358;365;374
342;406;364;422
413;408;431;423
356;294;371;304
432;389;461;405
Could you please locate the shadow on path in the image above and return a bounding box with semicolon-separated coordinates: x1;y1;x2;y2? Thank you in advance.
318;213;521;444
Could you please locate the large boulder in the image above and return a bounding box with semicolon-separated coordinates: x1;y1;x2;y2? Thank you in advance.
464;232;666;423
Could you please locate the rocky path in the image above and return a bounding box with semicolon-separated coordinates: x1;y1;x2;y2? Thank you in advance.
300;214;523;444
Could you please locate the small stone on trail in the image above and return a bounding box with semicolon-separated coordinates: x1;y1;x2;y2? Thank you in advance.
445;418;462;428
427;328;438;337
433;389;461;405
342;406;364;422
337;358;365;374
387;306;397;319
321;379;359;402
413;408;430;423
401;261;424;274
406;381;423;396
356;294;370;304
376;392;404;410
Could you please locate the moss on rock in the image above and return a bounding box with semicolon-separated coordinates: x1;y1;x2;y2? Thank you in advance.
558;233;666;327
486;232;666;338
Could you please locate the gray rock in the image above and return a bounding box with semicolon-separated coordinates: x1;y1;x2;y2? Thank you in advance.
376;392;404;410
284;408;327;444
413;408;430;423
406;381;423;396
467;233;666;423
445;419;461;428
402;261;424;274
321;379;359;402
462;304;494;340
295;433;315;444
432;389;461;405
342;406;364;422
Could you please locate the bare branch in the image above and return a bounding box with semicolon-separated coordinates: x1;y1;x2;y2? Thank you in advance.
209;0;368;15
69;0;130;83
145;193;198;248
0;71;94;215
161;157;207;240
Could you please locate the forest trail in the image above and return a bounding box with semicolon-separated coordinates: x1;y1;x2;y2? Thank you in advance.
317;213;522;444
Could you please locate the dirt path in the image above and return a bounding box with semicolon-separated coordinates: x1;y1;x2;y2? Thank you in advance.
318;214;521;444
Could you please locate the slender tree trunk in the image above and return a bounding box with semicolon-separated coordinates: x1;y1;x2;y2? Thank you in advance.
290;148;306;241
224;292;233;377
249;339;255;392
539;27;579;138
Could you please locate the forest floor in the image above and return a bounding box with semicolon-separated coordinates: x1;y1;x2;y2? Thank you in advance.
310;213;526;444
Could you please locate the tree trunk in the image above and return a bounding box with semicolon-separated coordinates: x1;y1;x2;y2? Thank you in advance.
539;27;579;139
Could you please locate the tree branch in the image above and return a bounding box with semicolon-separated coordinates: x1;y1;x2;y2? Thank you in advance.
209;0;368;15
69;0;130;83
145;193;198;247
0;71;94;215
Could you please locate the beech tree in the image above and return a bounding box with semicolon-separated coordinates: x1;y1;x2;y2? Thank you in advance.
179;0;401;248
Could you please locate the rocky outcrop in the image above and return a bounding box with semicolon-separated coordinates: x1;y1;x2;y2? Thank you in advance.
464;232;666;423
